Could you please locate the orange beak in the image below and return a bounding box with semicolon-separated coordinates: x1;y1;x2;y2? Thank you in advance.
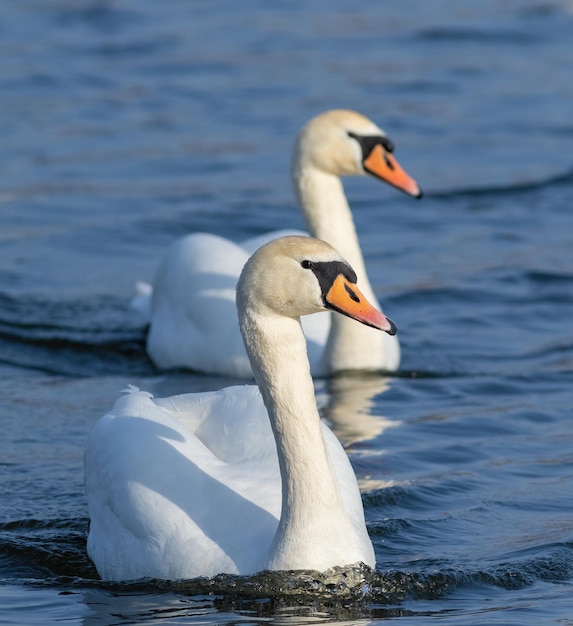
363;144;422;198
325;274;397;335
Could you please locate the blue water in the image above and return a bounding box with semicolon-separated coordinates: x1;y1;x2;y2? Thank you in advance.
1;0;573;624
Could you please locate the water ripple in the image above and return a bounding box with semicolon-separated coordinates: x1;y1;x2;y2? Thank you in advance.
2;518;572;609
0;293;150;376
428;167;573;200
416;27;540;46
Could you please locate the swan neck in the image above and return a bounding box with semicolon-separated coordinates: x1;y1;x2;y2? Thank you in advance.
244;313;341;499
292;166;376;302
239;310;355;568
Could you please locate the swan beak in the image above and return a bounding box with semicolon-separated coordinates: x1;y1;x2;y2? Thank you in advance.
363;144;422;198
325;274;397;335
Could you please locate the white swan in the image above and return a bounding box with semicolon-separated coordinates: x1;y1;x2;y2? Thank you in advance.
86;236;396;581
141;109;421;377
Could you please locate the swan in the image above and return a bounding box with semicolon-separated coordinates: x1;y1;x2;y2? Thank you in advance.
140;109;421;377
86;236;396;581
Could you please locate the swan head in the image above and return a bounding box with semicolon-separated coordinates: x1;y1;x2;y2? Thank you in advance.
292;109;422;198
236;235;396;334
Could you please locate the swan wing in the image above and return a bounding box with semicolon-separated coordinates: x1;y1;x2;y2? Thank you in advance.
85;386;280;581
146;233;252;377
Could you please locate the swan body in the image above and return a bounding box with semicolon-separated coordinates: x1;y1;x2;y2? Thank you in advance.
142;109;421;377
86;236;396;581
145;231;328;378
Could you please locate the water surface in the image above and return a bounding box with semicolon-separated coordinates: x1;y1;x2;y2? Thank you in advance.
1;1;573;624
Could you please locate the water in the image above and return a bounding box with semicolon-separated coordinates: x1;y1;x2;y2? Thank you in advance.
1;0;573;623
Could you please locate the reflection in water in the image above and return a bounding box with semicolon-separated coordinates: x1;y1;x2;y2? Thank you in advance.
319;373;398;448
318;373;401;493
80;589;213;625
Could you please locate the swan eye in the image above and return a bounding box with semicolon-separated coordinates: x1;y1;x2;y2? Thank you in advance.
300;260;312;270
